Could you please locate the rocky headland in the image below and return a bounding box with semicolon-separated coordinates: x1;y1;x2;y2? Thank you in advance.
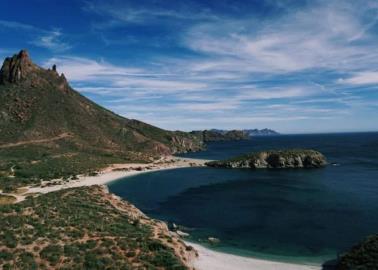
206;149;327;169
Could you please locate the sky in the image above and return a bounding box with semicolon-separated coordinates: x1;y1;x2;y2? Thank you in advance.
0;0;378;134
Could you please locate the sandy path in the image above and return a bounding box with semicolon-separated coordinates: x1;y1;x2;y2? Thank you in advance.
0;132;72;149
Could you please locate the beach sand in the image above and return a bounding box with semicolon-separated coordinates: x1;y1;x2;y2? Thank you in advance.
24;156;209;196
188;242;322;270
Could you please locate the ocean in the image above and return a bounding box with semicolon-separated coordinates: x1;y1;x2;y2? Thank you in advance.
108;132;378;264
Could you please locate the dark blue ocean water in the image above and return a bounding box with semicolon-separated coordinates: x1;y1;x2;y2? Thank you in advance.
108;132;378;264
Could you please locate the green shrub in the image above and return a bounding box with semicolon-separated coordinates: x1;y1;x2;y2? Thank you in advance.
40;245;63;265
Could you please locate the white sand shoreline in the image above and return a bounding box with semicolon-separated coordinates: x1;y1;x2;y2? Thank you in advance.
187;242;322;270
22;156;209;196
4;156;325;270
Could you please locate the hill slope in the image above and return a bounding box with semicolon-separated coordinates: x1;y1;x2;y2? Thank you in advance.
0;50;203;156
0;50;203;190
0;186;195;269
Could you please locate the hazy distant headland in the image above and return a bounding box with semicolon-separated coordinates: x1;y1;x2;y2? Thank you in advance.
191;128;280;142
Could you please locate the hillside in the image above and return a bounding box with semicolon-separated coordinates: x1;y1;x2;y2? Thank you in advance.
336;234;378;270
0;185;195;269
0;50;203;190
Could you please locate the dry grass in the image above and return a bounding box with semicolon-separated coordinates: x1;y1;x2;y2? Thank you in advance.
0;194;17;205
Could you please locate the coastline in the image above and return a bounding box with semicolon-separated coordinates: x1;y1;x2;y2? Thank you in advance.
188;242;322;270
5;156;326;270
22;156;210;196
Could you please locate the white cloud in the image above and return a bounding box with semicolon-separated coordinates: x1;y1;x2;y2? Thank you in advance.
44;56;143;81
112;78;207;93
0;20;72;52
84;1;217;26
340;72;378;85
0;20;37;31
183;1;378;74
40;1;378;132
237;87;312;100
31;30;71;52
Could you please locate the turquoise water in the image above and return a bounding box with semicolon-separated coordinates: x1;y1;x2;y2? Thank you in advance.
108;132;378;264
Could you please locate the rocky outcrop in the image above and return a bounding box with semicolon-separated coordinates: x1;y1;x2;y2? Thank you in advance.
0;50;40;84
169;134;205;153
206;149;327;169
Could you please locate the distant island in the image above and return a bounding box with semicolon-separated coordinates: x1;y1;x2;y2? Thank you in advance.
206;149;327;169
191;128;279;142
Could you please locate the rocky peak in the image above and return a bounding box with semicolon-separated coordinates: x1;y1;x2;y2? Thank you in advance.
0;49;41;84
0;50;70;92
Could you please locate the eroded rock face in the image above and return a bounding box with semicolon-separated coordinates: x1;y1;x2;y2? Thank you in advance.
0;50;39;83
169;135;205;153
207;149;327;169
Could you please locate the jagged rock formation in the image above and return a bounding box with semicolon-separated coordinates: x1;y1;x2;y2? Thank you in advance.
0;50;39;83
206;149;327;169
0;50;204;159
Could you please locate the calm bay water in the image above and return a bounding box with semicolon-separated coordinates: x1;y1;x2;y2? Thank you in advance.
108;132;378;264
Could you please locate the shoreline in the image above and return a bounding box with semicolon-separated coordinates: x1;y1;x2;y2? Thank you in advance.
6;156;326;270
21;156;210;196
187;242;322;270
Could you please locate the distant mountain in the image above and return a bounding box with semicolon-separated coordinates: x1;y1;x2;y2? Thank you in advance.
192;128;279;141
0;50;203;160
191;129;249;142
244;128;280;136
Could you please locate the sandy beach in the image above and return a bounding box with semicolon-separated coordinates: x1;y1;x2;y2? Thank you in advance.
4;155;325;270
188;242;322;270
24;156;210;196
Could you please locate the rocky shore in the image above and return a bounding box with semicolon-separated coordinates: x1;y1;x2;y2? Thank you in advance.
206;149;327;169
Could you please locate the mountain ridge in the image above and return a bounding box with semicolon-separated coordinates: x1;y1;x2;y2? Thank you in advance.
0;50;203;157
0;50;203;190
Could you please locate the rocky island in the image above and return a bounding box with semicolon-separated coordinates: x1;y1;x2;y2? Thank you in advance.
206;149;327;169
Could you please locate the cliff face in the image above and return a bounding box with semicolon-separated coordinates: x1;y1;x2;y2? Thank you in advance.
207;149;327;169
0;50;40;83
0;50;204;159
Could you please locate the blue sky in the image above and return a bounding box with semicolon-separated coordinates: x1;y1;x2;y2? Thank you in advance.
1;0;378;133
